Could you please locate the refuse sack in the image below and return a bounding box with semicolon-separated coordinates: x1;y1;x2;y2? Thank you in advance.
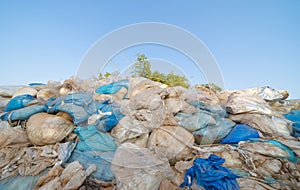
220;124;259;144
180;154;239;189
4;94;36;112
193;118;235;145
284;110;300;137
111;143;173;190
188;100;228;118
229;113;292;138
111;116;149;145
244;86;289;102
1;104;47;122
34;161;96;190
26;113;74;145
226;92;277;116
238;139;299;163
148;125;194;163
37;88;59;102
164;98;197;116
0;121;30;148
0;96;10;112
67;126;116;181
180;88;220;105
12;87;38;98
47;92;122;128
175;110;216;132
96;79;128;95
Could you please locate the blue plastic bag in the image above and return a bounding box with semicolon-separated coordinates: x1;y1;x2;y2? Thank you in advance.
284;110;300;137
96;80;128;95
47;92;119;125
67;126;116;181
4;94;35;112
1;104;47;121
180;154;239;189
220;124;259;144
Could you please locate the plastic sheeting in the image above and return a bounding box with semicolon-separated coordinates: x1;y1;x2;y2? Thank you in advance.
67;126;116;181
1;105;47;122
220;124;259;144
180;154;239;189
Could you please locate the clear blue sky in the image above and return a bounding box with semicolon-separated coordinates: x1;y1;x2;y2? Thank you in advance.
0;0;299;98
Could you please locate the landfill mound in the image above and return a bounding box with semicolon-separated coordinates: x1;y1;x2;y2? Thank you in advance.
0;77;300;190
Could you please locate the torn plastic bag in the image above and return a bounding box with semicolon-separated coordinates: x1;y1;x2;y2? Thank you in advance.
96;80;128;95
239;139;299;163
0;121;30;148
180;154;239;189
67;126;116;181
4;94;35;112
284;110;300;137
220;124;259;144
111;143;173;190
176;111;216;132
1;104;47;122
193;118;235;145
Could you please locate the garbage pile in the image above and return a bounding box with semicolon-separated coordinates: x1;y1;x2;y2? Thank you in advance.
0;77;300;190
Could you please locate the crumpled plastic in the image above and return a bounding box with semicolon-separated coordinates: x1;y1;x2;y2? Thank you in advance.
0;121;30;148
95;79;128;95
1;104;47;122
67;126;116;181
180;154;239;189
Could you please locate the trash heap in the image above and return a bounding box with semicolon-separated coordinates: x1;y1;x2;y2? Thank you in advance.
0;77;300;190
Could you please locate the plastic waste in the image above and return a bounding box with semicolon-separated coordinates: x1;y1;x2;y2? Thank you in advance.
0;121;30;148
148;125;194;163
111;143;173;190
284;110;300;137
180;154;239;189
96;80;128;95
26;113;74;145
12;87;38;98
4;94;36;112
67;126;116;181
1;104;47;122
193;118;235;145
220;124;259;144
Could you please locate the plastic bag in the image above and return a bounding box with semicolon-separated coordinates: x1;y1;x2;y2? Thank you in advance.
180;154;239;189
26;113;74;145
1;104;47;122
111;143;173;190
220;124;259;144
4;94;35;112
67;126;116;181
193;118;235;145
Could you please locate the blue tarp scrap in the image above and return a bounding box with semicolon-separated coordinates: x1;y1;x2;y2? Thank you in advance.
180;154;239;190
220;124;259;144
67;126;116;181
283;110;300;137
4;94;36;112
96;80;129;95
